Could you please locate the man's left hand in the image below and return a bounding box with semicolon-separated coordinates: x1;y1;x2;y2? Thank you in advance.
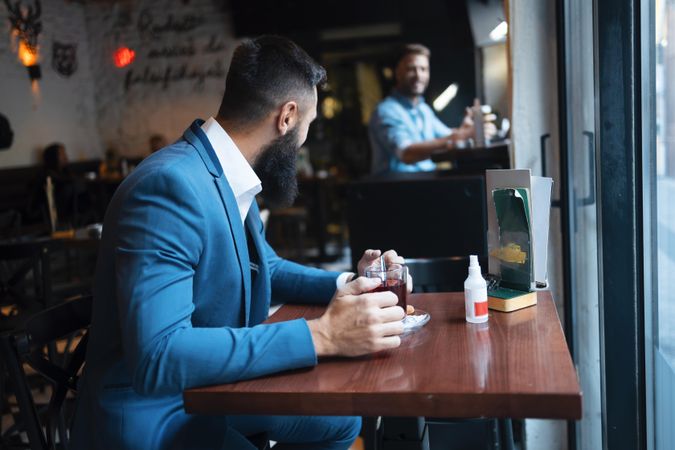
357;249;403;276
354;249;412;293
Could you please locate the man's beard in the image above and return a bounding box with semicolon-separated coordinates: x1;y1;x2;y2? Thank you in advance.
399;80;427;97
253;127;301;209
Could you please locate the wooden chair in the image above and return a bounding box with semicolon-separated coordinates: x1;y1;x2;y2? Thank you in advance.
0;295;92;450
0;293;269;450
0;240;54;332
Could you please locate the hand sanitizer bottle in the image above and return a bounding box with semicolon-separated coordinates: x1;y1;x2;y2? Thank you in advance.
465;255;488;323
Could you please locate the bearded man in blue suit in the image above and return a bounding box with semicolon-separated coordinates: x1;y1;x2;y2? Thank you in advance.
71;36;407;450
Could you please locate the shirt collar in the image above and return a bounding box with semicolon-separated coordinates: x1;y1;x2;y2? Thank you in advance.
201;117;262;221
392;90;426;109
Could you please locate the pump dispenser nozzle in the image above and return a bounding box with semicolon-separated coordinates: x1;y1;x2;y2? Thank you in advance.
469;254;481;276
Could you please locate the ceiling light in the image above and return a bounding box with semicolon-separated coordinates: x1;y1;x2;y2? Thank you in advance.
433;83;458;112
489;21;508;42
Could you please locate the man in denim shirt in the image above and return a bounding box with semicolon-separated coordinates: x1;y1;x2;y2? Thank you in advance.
369;44;475;173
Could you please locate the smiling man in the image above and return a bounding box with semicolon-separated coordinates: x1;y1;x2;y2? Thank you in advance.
368;43;476;173
71;36;407;450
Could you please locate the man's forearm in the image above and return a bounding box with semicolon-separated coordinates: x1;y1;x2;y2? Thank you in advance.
399;137;450;164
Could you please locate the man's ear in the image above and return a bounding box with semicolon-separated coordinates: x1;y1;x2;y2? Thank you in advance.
277;101;298;135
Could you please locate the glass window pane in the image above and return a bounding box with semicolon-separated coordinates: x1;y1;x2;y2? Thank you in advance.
656;0;675;364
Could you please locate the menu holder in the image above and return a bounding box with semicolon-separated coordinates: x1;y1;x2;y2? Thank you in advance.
485;170;552;312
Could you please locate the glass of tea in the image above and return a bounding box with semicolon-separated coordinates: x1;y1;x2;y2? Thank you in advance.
365;263;407;313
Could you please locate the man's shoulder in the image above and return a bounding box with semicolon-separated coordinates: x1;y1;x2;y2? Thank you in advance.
417;101;437;116
377;94;404;109
373;95;408;119
137;140;199;172
120;140;207;194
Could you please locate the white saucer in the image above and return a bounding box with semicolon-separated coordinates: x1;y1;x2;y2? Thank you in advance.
402;309;430;333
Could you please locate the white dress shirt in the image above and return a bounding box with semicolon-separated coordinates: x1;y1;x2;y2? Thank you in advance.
200;117;354;289
201;117;262;224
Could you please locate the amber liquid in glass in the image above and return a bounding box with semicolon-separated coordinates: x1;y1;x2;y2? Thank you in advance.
373;279;407;311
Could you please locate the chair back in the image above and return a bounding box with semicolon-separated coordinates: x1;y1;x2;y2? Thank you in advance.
406;256;487;293
346;172;488;271
0;295;92;450
0;240;53;322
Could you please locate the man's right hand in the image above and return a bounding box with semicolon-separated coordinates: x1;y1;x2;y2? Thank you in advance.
307;277;405;357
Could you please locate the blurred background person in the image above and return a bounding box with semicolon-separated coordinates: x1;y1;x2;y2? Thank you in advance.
98;147;122;179
368;44;494;174
148;133;168;154
42;142;90;227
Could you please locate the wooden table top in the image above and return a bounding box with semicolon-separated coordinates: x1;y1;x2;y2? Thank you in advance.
183;291;582;420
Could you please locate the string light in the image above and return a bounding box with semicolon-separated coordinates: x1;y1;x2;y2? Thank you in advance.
18;40;38;66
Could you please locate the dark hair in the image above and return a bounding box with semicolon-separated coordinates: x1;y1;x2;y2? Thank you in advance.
43;143;64;171
395;43;431;65
217;35;327;126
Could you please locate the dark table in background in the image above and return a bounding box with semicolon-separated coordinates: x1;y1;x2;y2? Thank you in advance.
431;141;510;173
184;291;581;420
0;232;100;317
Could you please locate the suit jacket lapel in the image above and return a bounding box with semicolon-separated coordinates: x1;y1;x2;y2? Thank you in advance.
183;120;252;325
245;203;270;325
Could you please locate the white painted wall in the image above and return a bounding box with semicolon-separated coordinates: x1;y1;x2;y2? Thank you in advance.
83;0;236;157
0;0;102;168
508;0;567;448
482;42;508;120
0;0;235;168
509;0;564;327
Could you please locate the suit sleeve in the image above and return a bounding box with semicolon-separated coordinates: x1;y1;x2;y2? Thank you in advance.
114;167;317;396
249;206;339;304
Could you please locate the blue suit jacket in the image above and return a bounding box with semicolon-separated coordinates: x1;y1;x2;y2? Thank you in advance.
71;121;339;450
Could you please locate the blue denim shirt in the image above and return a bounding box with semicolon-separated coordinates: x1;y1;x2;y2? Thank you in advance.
368;91;451;173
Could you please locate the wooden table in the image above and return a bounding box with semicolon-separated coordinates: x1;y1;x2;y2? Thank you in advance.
183;291;581;420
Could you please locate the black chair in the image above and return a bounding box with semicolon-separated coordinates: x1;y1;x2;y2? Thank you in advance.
0;293;270;450
405;256;488;293
0;295;92;450
348;174;491;450
402;257;514;450
0;240;55;332
357;258;513;450
0;238;98;328
346;172;488;271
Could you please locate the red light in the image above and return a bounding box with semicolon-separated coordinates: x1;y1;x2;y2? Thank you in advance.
113;47;135;68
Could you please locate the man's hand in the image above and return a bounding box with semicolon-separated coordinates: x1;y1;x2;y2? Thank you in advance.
356;249;404;277
307;277;405;357
451;107;475;142
354;248;412;293
448;106;498;146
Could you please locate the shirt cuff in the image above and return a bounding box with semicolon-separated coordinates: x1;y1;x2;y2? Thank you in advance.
336;271;355;289
395;139;414;160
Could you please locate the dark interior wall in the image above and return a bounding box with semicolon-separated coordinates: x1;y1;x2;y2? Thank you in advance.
227;0;477;177
228;0;401;37
229;0;476;129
